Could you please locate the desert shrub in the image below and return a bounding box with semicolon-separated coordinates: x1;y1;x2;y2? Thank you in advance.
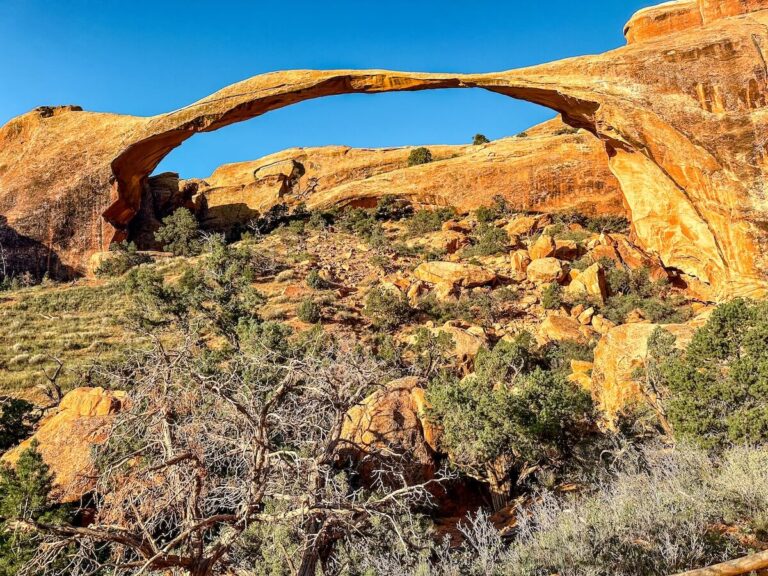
336;208;386;246
658;299;768;450
154;207;202;256
427;334;594;502
350;446;768;576
584;215;630;234
296;298;321;323
375;195;413;221
363;286;411;330
599;264;690;324
407;147;433;167
95;241;151;277
0;441;67;575
305;270;328;290
541;282;563;310
0;398;34;451
405;207;456;236
473;133;491;145
517;131;529;138
553;125;580;136
463;223;509;257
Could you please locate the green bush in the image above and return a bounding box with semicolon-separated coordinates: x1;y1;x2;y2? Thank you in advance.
405;207;456;236
296;298;321;324
427;335;594;501
407;147;433;167
155;208;202;256
541;282;563;310
463;224;509;257
0;398;34;451
336;208;385;245
95;240;151;277
305;270;328;290
473;133;491;145
658;299;768;450
363;286;411;330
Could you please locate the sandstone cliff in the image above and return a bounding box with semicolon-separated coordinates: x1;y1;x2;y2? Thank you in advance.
2;0;768;299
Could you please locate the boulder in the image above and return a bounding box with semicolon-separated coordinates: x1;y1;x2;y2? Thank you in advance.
566;263;608;303
568;360;594;390
406;230;468;254
432;323;488;369
504;215;541;237
413;261;496;288
538;314;589;344
527;258;567;284
591;322;698;422
529;234;556;260
509;249;531;278
340;377;438;482
554;239;581;261
2;387;125;503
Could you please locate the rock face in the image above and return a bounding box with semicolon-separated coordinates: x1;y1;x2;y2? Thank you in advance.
187;118;622;236
413;261;496;288
591;322;697;422
2;0;768;298
1;387;124;503
340;377;438;483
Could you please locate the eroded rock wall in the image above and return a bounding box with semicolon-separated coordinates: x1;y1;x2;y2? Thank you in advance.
1;0;768;297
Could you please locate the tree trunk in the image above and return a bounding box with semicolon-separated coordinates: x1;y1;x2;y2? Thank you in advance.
671;549;768;576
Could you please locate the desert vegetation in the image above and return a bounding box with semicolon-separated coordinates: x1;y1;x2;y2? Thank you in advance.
0;195;765;576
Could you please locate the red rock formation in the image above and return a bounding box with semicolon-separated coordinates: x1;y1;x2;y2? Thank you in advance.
2;0;768;298
1;387;124;503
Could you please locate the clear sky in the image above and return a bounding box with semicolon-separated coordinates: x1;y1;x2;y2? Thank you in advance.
0;0;658;178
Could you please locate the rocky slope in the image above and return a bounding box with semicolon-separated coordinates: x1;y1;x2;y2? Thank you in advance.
3;0;768;299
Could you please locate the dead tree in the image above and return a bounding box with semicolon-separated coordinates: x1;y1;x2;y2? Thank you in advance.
22;334;443;576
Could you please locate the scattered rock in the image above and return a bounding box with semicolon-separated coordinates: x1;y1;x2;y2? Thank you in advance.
529;234;556;260
527;258;567;284
413;261;496;288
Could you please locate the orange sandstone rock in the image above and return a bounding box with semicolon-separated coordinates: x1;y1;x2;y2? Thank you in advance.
2;387;124;503
2;1;768;298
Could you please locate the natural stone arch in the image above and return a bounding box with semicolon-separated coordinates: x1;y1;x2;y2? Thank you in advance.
2;0;768;298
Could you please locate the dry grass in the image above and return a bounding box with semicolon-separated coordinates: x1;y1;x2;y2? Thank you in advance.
0;279;146;402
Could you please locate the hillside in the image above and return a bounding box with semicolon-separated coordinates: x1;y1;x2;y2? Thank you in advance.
3;1;768;575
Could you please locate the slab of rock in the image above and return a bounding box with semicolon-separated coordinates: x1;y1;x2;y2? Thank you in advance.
529;234;556;260
2;387;125;503
527;258;567;284
413;261;496;288
538;314;588;344
566;263;609;303
591;322;699;422
340;377;438;483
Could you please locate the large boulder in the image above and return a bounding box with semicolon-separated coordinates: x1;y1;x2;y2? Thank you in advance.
1;387;125;503
527;258;567;284
591;322;699;422
414;261;496;288
537;314;592;345
566;263;609;303
340;377;438;482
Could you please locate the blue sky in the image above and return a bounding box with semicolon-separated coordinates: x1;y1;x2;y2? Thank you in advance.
0;0;657;177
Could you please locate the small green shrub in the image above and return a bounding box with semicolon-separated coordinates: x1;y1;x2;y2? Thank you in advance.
463;223;509;257
473;133;491;145
96;241;151;277
155;208;202;256
305;270;328;290
363;286;411;330
407;147;433;167
296;298;321;323
405;207;456;236
541;282;563;310
658;299;768;450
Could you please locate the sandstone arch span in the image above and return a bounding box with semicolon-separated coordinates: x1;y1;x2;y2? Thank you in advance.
2;0;768;299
